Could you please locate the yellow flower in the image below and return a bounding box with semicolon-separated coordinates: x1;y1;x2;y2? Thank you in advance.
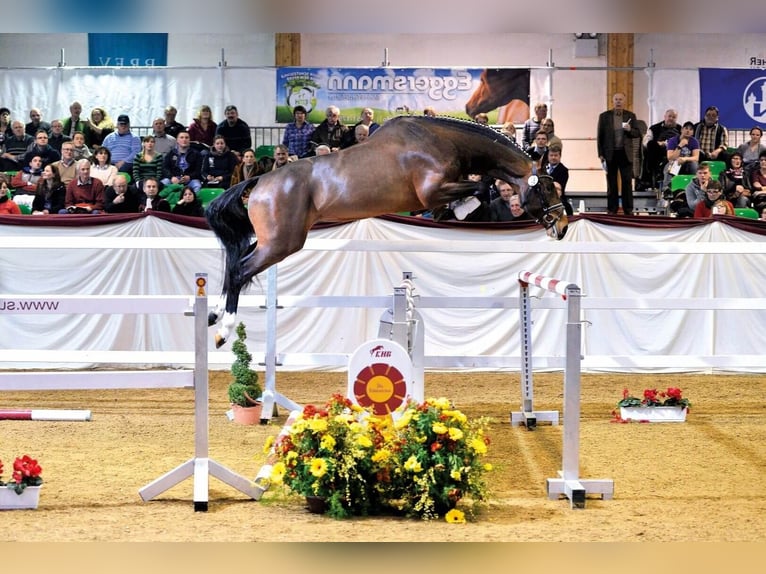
290;419;307;434
445;509;466;524
483;463;493;471
394;412;413;430
270;461;286;484
403;455;422;473
447;427;464;441
262;435;275;454
450;469;462;481
427;397;451;410
356;435;373;448
320;434;336;451
443;409;468;424
309;457;328;478
285;450;298;462
371;449;391;463
334;413;354;424
349;422;364;433
307;418;328;432
469;437;488;454
432;422;448;435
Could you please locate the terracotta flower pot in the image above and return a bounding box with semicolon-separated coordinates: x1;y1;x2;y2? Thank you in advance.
231;403;263;425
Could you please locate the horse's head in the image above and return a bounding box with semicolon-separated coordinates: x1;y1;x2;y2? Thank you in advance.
520;173;568;240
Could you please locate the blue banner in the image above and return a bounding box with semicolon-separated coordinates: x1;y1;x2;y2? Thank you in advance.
699;68;766;129
88;33;167;67
276;67;530;125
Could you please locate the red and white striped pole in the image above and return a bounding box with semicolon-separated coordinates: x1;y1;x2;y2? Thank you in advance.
0;409;92;422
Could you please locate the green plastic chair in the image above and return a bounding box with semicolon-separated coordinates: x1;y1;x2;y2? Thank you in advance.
255;145;275;161
670;175;693;192
17;203;31;215
197;187;225;209
734;207;758;219
706;161;726;178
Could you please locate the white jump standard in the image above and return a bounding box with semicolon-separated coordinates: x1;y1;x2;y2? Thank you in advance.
514;270;614;509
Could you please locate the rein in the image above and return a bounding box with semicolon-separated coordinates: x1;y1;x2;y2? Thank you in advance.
522;170;564;230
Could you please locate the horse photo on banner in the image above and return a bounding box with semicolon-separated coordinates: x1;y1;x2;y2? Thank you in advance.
699;68;766;129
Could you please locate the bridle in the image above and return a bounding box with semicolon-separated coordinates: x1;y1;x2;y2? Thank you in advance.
521;169;565;231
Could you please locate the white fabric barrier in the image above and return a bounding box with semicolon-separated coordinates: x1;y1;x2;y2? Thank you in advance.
1;215;765;373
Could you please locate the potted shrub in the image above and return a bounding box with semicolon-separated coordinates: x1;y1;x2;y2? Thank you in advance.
0;454;43;510
228;322;263;425
613;387;691;423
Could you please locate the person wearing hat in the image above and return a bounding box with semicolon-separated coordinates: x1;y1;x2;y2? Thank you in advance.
281;105;315;159
102;114;141;175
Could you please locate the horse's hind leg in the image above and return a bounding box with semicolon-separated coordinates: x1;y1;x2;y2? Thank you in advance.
208;242;258;328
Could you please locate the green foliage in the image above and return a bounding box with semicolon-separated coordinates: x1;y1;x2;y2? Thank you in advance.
227;322;261;406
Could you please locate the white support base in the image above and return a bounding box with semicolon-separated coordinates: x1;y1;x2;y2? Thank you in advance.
546;474;614;509
510;410;559;428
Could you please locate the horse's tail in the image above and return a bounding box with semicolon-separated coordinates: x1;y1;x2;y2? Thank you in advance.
205;177;259;298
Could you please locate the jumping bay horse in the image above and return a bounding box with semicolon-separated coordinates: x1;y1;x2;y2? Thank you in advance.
206;115;568;347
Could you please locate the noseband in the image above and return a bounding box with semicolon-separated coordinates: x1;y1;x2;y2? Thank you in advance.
522;172;564;230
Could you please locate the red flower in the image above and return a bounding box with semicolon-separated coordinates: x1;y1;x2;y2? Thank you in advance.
623;388;630;399
666;387;683;400
13;455;42;479
430;441;442;452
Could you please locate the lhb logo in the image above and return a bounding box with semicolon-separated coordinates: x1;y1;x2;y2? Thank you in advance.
743;77;766;122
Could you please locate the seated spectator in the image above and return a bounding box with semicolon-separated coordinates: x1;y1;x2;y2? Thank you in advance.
161;131;202;193
272;144;294;170
522;102;547;147
0;121;34;171
139;177;170;213
525;131;549;171
61;101;92;147
11;155;44;195
736;126;766;175
23;129;60;168
661;121;700;194
0;174;22;215
90;146;118;188
163;106;185;138
230;149;262;186
0;107;11;141
282;105;315;159
694;105;729;164
103;115;141;174
675;162;712;219
132;135;164;190
315;144;331;156
693;180;734;218
719;152;751;208
52;142;77;185
60;158;105;214
48;119;72;153
151;117;176;155
188;105;217;148
216;105;252;157
104;173;140;214
309;105;348;153
473;113;489;125
341;124;370;149
85;107;114;149
172;186;204;217
546;144;573;216
71;131;92;161
25;108;51;137
539;118;562;150
750;151;766;215
641;109;680;191
202;135;239;187
31;164;66;215
490;180;528;221
423;107;437;117
500;121;518;144
342;108;379;148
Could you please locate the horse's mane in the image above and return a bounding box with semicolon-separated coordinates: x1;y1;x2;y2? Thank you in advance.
385;114;527;154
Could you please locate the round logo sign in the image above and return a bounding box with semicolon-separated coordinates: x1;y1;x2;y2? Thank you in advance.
347;339;413;416
742;76;766;123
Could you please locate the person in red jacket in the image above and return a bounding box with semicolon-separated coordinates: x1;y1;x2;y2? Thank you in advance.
0;174;22;214
61;158;105;214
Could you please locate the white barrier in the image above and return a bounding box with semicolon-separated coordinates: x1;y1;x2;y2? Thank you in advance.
0;274;260;510
515;270;614;509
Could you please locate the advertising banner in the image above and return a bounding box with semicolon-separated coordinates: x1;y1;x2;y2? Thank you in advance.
699;68;766;129
276;67;530;125
88;33;168;67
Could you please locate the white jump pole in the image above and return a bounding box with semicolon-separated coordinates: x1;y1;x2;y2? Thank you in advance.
138;273;261;511
515;270;614;509
0;409;92;421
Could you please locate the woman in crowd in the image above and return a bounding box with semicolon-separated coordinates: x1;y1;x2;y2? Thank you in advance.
90;146;118;187
0;174;22;214
230;148;261;186
86;107;114;149
201;135;238;188
736;126;766;174
750;151;766;214
719;151;751;208
132;135;164;190
31;164;66;215
187;104;216;148
171;186;204;217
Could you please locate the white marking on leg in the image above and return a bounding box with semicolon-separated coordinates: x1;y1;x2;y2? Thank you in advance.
210;295;226;324
216;311;237;345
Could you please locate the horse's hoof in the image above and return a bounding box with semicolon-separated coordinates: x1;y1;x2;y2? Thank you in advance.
208;311;219;326
215;334;226;349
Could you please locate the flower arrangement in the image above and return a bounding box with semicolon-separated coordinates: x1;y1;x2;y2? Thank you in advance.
617;387;691;409
265;394;492;523
0;455;43;494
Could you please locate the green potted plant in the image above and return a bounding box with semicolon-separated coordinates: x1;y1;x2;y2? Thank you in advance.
228;322;263;425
